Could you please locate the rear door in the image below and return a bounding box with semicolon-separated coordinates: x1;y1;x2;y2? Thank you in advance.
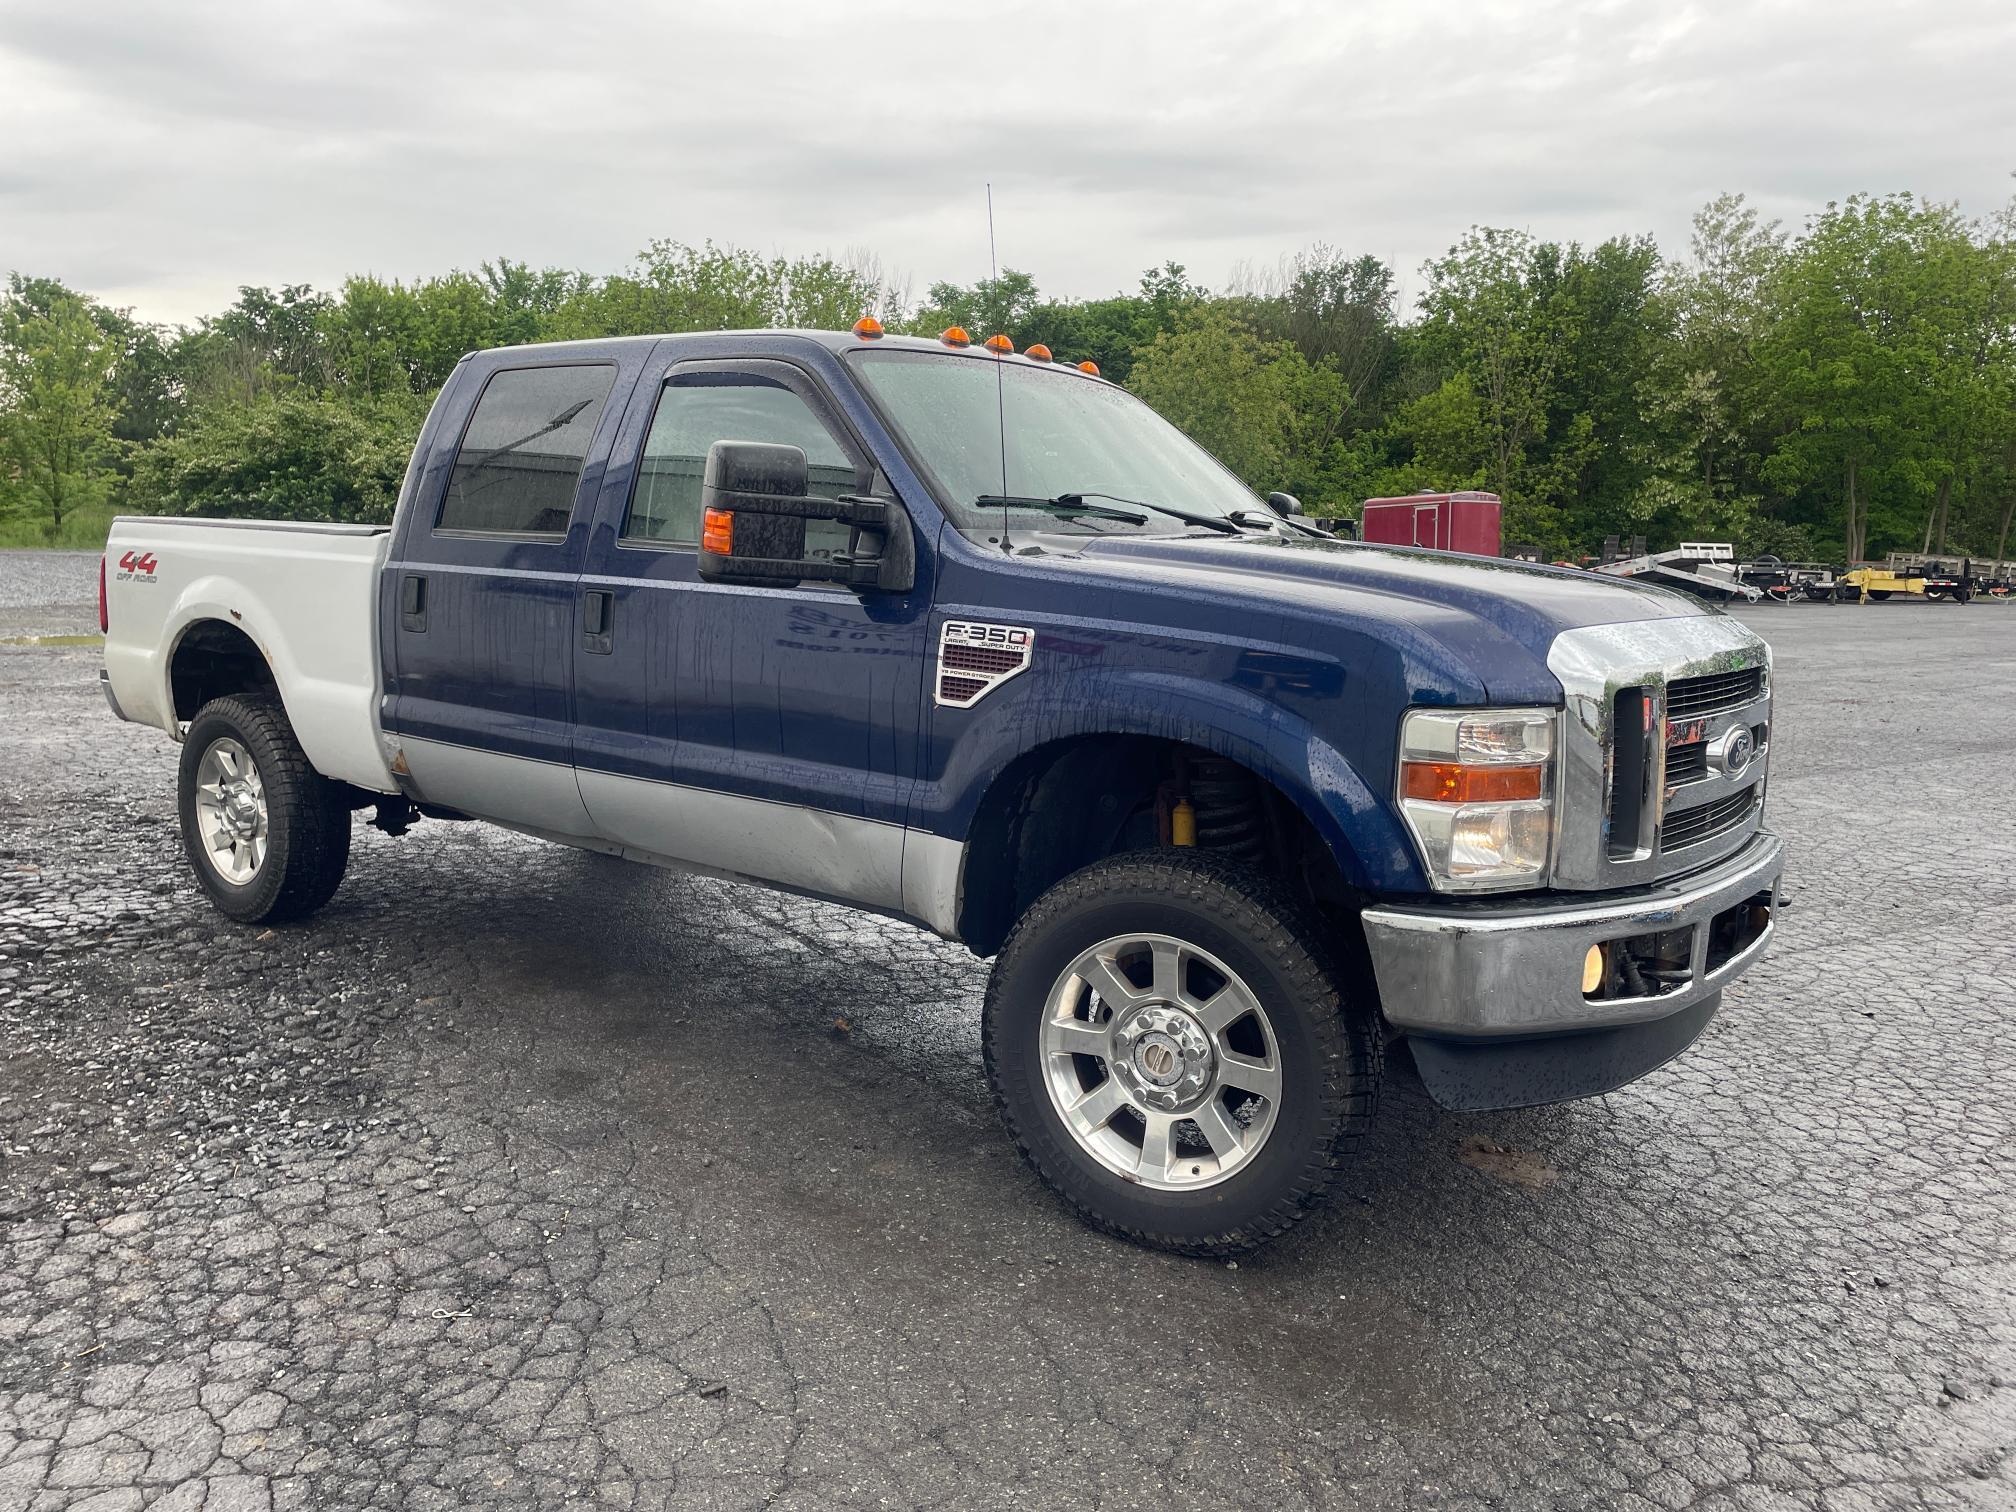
381;353;638;836
571;352;933;909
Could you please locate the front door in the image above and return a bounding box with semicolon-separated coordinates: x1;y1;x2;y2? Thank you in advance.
571;356;933;909
383;358;625;836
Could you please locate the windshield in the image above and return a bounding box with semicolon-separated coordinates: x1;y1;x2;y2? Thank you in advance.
848;349;1263;535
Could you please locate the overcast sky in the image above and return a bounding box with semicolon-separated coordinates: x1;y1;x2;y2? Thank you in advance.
2;0;2011;328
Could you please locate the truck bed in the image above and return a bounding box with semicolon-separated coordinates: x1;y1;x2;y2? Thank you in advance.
101;517;399;793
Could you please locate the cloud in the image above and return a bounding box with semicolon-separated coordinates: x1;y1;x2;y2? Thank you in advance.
1;0;2010;325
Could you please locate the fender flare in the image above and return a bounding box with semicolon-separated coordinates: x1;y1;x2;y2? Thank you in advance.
932;670;1423;900
158;580;290;731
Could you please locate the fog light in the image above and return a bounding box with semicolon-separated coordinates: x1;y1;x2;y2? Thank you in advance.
1582;944;1605;996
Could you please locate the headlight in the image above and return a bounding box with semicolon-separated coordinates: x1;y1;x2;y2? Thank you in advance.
1397;708;1556;891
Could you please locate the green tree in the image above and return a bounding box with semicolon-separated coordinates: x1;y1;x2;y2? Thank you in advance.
0;285;118;536
177;284;335;406
1757;194;1984;561
1414;231;1564;524
549;242;889;340
1126;305;1321;492
907;268;1041;339
129;391;425;523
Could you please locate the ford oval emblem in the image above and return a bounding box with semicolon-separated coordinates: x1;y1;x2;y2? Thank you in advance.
1720;726;1755;773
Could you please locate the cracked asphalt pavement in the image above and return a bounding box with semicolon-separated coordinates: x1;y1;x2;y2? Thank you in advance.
2;548;2012;1510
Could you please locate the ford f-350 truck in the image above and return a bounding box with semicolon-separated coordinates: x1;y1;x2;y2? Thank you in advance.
100;325;1782;1256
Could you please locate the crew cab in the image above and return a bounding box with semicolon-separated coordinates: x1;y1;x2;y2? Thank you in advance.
101;326;1783;1255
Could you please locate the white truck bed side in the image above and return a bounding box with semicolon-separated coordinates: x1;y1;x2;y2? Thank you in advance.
101;517;399;793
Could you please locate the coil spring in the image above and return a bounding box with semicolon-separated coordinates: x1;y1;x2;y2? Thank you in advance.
1187;757;1267;862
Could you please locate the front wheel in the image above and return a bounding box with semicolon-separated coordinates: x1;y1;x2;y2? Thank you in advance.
983;850;1380;1257
178;695;352;923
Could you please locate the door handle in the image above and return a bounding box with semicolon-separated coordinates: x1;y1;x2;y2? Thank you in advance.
399;574;427;633
582;589;613;655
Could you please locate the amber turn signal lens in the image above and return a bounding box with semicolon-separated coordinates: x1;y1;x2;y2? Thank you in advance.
1401;762;1546;804
1582;944;1605;995
701;507;734;555
1024;343;1052;362
984;333;1014;353
941;326;971;347
852;316;884;339
1077;360;1100;375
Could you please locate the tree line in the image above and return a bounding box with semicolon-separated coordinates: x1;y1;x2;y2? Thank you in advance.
4;191;2014;563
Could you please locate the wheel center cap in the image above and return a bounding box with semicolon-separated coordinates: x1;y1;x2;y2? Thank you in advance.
1112;1004;1214;1112
1135;1034;1182;1086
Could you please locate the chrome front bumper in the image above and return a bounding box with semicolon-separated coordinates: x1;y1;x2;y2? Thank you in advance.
1362;830;1784;1039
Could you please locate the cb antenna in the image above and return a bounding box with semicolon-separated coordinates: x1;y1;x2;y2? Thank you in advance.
988;182;1012;555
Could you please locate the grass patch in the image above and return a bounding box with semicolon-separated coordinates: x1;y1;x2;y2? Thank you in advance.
0;506;119;550
0;634;105;648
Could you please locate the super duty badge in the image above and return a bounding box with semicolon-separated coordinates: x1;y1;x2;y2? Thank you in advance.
936;621;1034;707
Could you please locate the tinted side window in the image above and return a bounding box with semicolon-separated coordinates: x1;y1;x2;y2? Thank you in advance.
625;372;859;551
438;365;616;535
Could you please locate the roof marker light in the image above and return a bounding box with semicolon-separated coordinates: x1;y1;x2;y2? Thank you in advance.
1024;344;1052;363
853;316;884;339
941;326;972;347
1077;360;1101;376
984;333;1014;354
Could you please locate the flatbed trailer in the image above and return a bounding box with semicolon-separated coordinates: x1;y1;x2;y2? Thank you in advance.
1592;542;1763;602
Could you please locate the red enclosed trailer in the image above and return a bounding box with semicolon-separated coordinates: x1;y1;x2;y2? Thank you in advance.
1360;492;1502;557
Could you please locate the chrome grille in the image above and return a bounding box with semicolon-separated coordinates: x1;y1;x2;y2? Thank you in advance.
1663;787;1758;850
1666;667;1764;720
1548;617;1773;890
1666;741;1710;784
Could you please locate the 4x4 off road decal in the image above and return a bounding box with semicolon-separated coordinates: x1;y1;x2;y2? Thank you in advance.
935;621;1034;707
114;551;158;582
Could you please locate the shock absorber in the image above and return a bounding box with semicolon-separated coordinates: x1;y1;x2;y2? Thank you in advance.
1187;757;1268;863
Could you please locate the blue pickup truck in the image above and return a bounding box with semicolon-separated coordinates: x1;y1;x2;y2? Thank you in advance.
101;324;1782;1255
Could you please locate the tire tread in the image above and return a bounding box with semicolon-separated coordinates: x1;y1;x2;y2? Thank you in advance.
982;848;1380;1258
179;695;350;924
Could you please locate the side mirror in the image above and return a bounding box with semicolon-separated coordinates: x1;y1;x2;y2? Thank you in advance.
696;439;915;592
1267;491;1304;517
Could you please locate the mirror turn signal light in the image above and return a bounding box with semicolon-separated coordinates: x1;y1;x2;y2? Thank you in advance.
1077;360;1100;375
701;507;734;555
1400;761;1546;804
1024;344;1052;362
853;316;884;339
984;333;1014;353
941;326;972;347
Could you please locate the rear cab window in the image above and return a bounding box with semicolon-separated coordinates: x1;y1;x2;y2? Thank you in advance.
437;365;617;536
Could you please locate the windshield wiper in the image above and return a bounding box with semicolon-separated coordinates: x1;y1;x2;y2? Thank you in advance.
976;494;1148;526
975;491;1241;540
1063;492;1246;535
1230;508;1331;540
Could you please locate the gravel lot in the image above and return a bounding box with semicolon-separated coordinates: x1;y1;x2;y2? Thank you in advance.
2;549;2012;1510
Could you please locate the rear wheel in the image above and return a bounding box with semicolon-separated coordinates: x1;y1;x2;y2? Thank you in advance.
178;696;351;923
983;850;1380;1257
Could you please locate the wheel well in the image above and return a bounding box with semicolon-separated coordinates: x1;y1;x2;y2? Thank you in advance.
170;620;279;722
956;735;1359;957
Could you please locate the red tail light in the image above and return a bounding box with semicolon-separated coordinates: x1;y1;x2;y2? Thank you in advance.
98;554;108;633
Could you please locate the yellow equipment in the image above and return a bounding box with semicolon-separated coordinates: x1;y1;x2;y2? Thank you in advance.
1838;566;1926;603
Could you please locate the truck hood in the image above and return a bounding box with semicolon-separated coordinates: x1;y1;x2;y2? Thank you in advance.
1057;531;1714;704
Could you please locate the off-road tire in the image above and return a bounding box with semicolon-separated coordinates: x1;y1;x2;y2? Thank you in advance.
178;695;351;924
983;849;1381;1257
